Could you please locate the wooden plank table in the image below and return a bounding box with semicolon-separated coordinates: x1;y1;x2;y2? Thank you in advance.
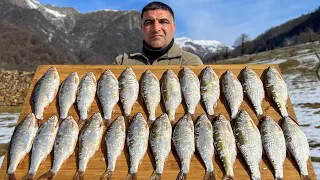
0;65;316;179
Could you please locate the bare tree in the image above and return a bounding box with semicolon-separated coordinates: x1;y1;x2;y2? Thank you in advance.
234;33;249;55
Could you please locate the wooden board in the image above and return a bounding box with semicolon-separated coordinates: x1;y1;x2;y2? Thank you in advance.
0;65;316;180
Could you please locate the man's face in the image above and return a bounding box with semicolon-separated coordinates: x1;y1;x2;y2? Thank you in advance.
141;9;176;49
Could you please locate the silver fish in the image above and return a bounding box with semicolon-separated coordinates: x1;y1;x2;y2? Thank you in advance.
126;113;149;180
33;67;60;120
264;66;288;117
6;113;38;180
77;72;97;125
100;116;126;180
119;67;139;117
195;114;215;180
234;110;262;180
241;66;264;116
140;70;161;122
200;66;220;116
58;72;79;119
212;114;236;180
221;70;243;119
73;112;104;180
281;116;310;178
161;69;182;123
97;70;119;122
260;116;286;180
38;116;79;179
180;67;200;115
172;113;195;180
22;115;59;180
149;113;172;180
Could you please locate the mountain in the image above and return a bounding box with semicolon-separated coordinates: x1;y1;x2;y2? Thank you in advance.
237;6;320;54
0;0;142;71
175;37;233;58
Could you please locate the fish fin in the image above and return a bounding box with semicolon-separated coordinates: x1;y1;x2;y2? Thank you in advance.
72;170;84;180
37;171;55;180
222;175;234;180
301;175;311;180
149;171;161;180
126;173;137;180
176;172;187;180
203;171;215;180
22;173;35;180
100;170;113;180
4;173;16;180
78;119;86;129
38;120;44;127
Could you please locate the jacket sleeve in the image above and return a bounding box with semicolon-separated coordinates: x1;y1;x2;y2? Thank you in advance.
113;54;123;65
182;53;203;65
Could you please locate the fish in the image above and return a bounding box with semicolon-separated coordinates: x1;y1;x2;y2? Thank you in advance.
100;116;126;180
241;66;264;117
180;67;200;116
58;72;79;120
97;70;119;123
194;114;215;180
149;113;172;180
38;116;79;179
281;116;310;179
234;110;262;180
200;66;220;116
212;114;236;180
126;113;149;180
172;113;195;180
73;112;104;180
140;70;161;122
260;116;286;180
77;72;97;125
221;70;243;119
161;69;182;123
264;66;288;117
118;67;139;117
22;115;59;180
6;113;38;180
33;66;60;121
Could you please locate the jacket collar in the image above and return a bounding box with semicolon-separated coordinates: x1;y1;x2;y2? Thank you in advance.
128;43;183;60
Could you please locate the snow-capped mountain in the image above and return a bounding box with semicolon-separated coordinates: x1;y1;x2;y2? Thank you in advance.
10;0;80;33
175;37;233;58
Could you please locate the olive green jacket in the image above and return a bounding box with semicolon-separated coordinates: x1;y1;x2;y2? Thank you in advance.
113;43;203;65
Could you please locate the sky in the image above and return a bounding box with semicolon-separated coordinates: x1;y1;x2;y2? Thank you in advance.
37;0;319;45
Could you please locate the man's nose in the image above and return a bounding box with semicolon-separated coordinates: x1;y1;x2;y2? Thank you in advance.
152;21;161;32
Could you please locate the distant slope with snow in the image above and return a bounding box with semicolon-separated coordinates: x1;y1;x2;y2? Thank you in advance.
175;37;233;58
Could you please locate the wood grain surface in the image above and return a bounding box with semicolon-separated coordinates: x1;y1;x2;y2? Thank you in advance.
0;65;316;179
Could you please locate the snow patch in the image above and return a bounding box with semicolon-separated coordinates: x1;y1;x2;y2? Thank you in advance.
25;0;41;9
44;7;66;18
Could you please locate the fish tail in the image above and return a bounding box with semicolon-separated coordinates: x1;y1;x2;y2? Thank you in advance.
222;175;234;180
176;172;187;180
99;170;113;180
4;173;16;180
203;171;215;180
22;173;35;180
72;170;85;180
37;171;55;180
126;173;137;180
149;171;161;180
301;175;311;180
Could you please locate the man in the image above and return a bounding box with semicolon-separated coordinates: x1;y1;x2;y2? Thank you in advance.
114;1;203;65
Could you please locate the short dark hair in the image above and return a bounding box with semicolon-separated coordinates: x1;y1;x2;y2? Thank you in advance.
141;1;174;20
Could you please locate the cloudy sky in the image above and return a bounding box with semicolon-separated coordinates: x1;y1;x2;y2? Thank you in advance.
37;0;319;45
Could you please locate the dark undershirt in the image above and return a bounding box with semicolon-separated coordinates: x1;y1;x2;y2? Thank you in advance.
142;39;174;64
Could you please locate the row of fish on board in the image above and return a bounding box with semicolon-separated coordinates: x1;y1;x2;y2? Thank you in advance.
5;66;310;180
